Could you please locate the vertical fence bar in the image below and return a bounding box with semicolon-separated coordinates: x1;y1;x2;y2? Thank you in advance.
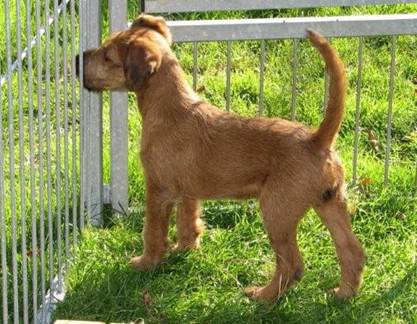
258;40;266;116
83;0;103;225
15;0;29;322
110;0;129;216
62;0;70;270
83;0;91;228
384;36;396;185
353;37;364;183
226;40;232;112
70;0;78;245
193;42;198;91
25;0;39;323
0;87;8;324
290;38;299;121
44;0;55;319
82;0;91;227
53;0;63;291
35;0;44;320
79;0;86;230
5;0;20;321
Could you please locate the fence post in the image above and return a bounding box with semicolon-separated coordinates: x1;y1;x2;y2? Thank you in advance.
109;0;129;215
82;0;103;226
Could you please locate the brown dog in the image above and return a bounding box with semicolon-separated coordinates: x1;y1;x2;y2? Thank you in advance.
77;15;365;301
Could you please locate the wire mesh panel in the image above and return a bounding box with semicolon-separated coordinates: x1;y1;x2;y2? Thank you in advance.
0;0;82;322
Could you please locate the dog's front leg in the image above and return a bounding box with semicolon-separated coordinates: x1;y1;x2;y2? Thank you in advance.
130;183;173;270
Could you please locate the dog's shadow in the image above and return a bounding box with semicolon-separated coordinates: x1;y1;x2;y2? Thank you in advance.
56;224;417;324
55;206;417;323
203;200;260;229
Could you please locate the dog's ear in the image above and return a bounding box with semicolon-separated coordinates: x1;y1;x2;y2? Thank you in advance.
131;15;172;45
124;39;162;91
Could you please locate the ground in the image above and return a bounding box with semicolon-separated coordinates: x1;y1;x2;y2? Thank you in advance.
55;5;417;323
0;2;416;323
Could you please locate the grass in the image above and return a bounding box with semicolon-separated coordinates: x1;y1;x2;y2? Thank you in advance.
1;1;417;323
55;4;417;323
54;151;417;323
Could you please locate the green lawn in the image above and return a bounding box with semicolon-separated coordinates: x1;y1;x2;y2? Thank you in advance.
1;2;417;323
55;4;417;323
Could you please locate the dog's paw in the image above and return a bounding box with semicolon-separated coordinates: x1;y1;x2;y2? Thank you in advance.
244;286;277;302
328;286;357;300
129;255;160;271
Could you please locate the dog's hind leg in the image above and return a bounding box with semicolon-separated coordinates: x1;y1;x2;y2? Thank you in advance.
314;189;365;299
245;190;306;301
174;198;204;251
130;183;174;270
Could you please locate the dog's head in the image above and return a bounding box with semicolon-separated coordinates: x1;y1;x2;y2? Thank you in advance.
76;15;172;92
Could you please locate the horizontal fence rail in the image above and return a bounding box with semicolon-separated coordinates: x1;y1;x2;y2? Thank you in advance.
145;0;417;13
166;14;417;42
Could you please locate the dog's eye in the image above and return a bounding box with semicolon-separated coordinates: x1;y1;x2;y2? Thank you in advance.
103;51;113;63
104;54;112;63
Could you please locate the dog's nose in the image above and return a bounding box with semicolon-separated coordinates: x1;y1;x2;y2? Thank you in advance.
75;54;80;77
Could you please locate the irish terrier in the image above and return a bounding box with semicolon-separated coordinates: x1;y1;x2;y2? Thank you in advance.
76;15;365;301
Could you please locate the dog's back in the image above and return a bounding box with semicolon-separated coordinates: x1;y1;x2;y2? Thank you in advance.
146;30;347;204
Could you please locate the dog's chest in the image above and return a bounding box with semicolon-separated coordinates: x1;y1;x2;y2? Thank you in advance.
140;130;198;189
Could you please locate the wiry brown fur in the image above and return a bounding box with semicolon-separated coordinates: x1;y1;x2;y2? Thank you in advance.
77;15;365;301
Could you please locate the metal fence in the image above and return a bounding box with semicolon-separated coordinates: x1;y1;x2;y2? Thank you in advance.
0;0;416;323
82;0;417;227
149;0;417;187
1;0;82;323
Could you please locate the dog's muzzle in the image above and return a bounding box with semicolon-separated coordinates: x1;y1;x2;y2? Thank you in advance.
74;53;97;91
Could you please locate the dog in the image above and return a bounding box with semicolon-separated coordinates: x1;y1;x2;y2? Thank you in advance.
76;14;365;302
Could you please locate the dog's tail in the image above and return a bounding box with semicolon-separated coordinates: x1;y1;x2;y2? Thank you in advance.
307;30;347;150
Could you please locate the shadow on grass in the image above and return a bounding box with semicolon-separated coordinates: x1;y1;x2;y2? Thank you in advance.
201;200;259;230
55;239;417;324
